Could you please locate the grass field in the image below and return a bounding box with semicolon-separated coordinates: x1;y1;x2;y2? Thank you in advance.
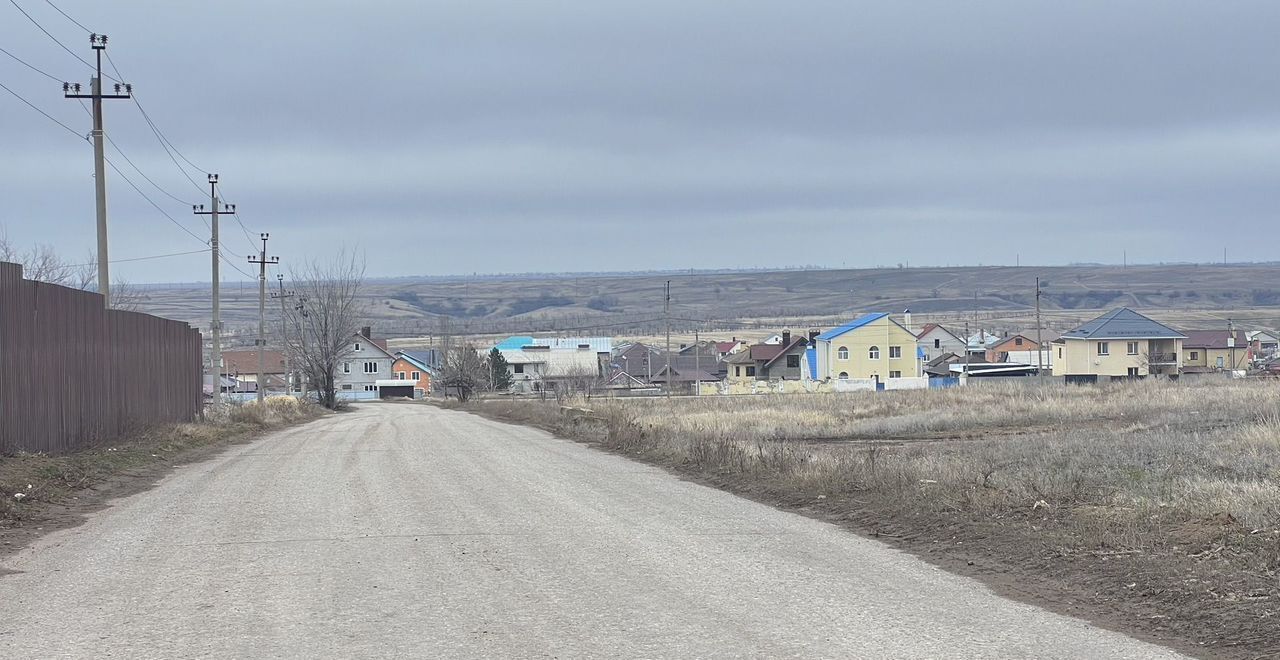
129;263;1280;346
464;380;1280;658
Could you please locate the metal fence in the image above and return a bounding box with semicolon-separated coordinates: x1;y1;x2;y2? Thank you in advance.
0;261;203;454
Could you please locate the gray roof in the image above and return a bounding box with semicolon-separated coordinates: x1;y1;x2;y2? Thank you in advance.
1059;308;1186;340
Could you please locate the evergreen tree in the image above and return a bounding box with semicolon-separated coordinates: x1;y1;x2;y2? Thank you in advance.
488;347;514;392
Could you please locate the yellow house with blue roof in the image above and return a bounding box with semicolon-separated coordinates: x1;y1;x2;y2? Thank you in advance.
808;313;923;382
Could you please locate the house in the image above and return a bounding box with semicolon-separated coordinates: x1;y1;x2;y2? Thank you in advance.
1247;330;1280;360
1051;308;1185;383
612;342;663;383
916;324;966;363
985;332;1056;368
497;344;604;394
334;327;397;397
392;350;438;398
811;313;923;381
724;331;809;382
219;349;288;393
713;339;748;360
1181;330;1250;373
650;365;720;394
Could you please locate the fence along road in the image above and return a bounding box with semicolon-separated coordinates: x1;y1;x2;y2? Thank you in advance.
0;261;203;454
0;404;1184;658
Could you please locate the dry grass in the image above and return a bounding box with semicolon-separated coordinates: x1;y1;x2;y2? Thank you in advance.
0;397;321;526
467;380;1280;657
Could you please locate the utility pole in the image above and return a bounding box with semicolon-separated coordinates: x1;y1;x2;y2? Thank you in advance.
248;233;279;403
295;294;310;397
64;34;131;307
694;328;700;396
1228;317;1236;374
665;280;672;398
271;274;295;395
194;174;233;407
1035;277;1044;384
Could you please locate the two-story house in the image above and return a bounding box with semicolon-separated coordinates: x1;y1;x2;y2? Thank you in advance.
1051;308;1185;383
916;324;966;363
724;331;809;382
392;350;438;398
812;313;922;381
334;327;397;397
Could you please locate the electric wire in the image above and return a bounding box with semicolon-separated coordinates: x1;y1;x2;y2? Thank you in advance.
66;248;211;268
0;43;62;81
5;0;120;82
102;154;210;245
41;0;91;34
0;77;85;139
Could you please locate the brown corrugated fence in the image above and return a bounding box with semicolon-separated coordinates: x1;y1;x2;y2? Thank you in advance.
0;261;203;454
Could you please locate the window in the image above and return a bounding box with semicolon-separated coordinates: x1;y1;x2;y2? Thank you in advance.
889;370;902;379
1126;341;1139;355
1097;342;1109;356
734;366;741;376
1057;347;1062;359
514;364;524;374
889;346;901;359
746;366;756;377
1189;351;1199;360
786;354;800;368
342;362;350;374
934;338;941;349
411;371;420;381
364;362;379;374
354;342;362;352
1015;337;1024;346
838;372;849;380
365;385;377;392
869;346;880;360
837;346;849;360
396;371;406;380
341;384;352;390
1127;367;1139;377
1216;356;1225;368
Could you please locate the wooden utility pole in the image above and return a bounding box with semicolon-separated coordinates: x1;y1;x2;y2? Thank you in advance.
63;34;131;307
1035;277;1044;384
194;174;233;407
272;274;295;394
247;233;279;403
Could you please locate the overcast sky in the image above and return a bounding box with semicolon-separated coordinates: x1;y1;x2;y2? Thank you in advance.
2;1;1278;282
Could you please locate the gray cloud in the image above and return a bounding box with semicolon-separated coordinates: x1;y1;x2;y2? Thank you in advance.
2;0;1279;281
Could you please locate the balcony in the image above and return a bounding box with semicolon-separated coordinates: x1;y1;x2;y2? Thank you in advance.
1148;352;1179;364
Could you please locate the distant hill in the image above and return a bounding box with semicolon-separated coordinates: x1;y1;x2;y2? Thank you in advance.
131;263;1280;341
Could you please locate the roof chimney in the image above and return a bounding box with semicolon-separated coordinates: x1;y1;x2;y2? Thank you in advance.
361;326;372;339
904;309;912;333
809;329;820;342
782;329;791;345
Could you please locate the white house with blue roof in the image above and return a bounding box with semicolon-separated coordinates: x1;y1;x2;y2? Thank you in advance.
808;313;924;383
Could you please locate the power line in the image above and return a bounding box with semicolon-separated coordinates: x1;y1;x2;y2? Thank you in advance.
102;52;208;196
66;248;211;268
73;97;201;211
42;0;91;34
6;0;119;82
0;78;85;139
102;154;209;244
0;44;63;81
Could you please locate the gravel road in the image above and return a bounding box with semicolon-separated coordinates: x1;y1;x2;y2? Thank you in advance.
0;404;1185;659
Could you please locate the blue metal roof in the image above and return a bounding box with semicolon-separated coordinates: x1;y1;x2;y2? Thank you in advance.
816;313;889;342
494;336;536;350
806;346;817;380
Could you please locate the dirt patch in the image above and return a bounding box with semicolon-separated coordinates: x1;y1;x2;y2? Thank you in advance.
0;399;323;562
459;400;1280;660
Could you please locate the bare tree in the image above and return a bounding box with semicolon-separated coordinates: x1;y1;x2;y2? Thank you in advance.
1;227;141;309
285;250;367;409
440;345;487;401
